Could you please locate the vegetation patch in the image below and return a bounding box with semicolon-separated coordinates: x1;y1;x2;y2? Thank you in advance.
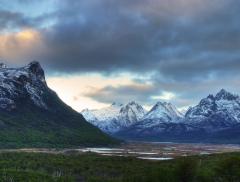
0;152;239;181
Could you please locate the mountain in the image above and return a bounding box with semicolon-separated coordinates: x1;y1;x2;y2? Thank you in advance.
82;101;183;135
143;102;183;121
115;102;185;139
125;102;184;131
0;62;118;148
118;101;146;126
82;102;123;133
117;89;240;144
185;89;240;130
81;101;146;133
81;89;240;144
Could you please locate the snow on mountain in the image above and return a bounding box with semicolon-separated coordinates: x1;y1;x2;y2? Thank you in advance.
81;103;122;133
143;102;183;121
0;61;48;110
185;89;240;126
82;102;122;123
121;102;183;132
116;90;240;141
82;101;183;134
82;89;240;143
81;101;146;134
118;101;146;125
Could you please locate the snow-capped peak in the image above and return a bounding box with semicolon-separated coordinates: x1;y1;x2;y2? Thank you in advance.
215;89;238;101
119;101;146;124
185;89;240;124
143;101;183;122
0;61;48;110
81;101;146;133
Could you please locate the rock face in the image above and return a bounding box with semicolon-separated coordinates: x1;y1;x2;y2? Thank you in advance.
0;62;118;148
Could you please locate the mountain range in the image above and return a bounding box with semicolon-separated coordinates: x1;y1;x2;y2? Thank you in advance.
82;89;240;144
0;62;118;148
1;61;239;147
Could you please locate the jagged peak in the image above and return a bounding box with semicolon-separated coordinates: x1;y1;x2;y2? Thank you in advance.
26;61;41;67
25;61;43;73
144;101;183;121
122;101;145;111
155;101;164;105
152;101;173;109
215;89;238;101
0;61;49;110
207;94;215;100
24;61;46;83
155;101;172;106
149;102;167;113
216;89;229;96
127;101;139;105
119;101;145;115
198;89;239;105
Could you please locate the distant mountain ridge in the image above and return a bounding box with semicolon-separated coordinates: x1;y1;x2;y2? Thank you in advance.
82;101;147;133
0;62;118;148
81;101;182;134
82;89;240;144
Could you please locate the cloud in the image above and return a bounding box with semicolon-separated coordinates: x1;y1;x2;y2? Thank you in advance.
151;92;176;101
0;29;45;65
1;0;240;109
84;83;157;105
0;10;33;31
1;0;239;77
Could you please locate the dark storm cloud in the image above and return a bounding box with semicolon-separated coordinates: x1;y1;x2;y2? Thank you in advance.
0;10;32;31
3;0;240;79
0;9;56;32
34;0;240;79
2;0;240;108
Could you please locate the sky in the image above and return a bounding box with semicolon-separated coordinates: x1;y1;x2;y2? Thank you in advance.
0;0;240;112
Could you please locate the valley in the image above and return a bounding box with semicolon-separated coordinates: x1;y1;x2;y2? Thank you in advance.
0;148;239;181
1;0;240;181
2;142;240;161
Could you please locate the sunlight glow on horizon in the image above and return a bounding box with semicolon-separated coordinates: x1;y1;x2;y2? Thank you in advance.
151;92;176;101
46;74;135;112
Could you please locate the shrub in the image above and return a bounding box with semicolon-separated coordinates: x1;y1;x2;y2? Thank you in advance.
214;156;240;182
175;158;199;182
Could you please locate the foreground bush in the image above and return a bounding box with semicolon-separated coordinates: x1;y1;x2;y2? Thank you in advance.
214;156;240;182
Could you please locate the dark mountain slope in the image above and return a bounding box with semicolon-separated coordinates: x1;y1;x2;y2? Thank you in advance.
0;62;118;148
